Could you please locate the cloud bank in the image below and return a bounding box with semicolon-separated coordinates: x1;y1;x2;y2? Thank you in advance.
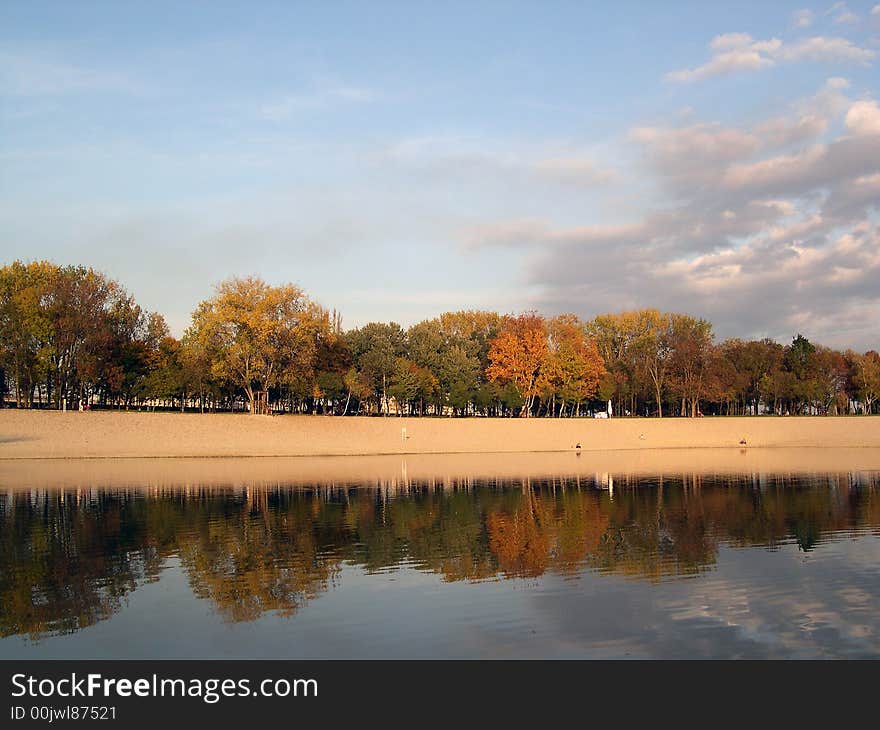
468;79;880;348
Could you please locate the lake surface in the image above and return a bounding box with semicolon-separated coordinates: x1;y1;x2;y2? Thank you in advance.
2;466;880;658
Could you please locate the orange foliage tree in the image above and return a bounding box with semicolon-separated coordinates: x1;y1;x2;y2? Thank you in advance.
486;313;549;416
541;314;606;416
487;313;606;417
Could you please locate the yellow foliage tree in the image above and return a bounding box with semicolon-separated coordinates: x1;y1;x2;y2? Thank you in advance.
188;276;325;413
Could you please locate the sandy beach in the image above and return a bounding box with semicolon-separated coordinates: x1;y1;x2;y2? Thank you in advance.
1;410;878;461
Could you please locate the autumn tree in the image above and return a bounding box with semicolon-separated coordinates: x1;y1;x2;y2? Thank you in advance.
188;276;323;414
585;312;637;415
0;261;165;409
343;367;372;415
634;310;674;418
811;346;849;415
486;313;549;417
0;261;54;407
301;309;350;414
853;351;880;414
667;314;715;417
587;309;672;417
541;314;606;416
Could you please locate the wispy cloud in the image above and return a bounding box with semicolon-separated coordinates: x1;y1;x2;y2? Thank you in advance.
259;82;374;120
665;32;874;83
0;49;144;96
827;1;859;24
383;135;618;191
532;157;617;187
825;1;859;24
834;10;859;24
793;9;814;28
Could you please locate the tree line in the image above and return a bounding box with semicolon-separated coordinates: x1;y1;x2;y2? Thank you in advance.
1;260;878;416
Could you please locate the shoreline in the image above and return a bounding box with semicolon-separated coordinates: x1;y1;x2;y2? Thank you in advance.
1;410;879;460
3;448;880;491
2;443;880;461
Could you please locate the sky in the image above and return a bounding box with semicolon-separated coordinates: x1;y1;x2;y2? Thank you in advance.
1;1;879;348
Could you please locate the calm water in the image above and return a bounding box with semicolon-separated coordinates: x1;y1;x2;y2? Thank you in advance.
2;469;880;658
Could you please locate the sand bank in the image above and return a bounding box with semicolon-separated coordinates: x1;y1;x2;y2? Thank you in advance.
0;410;878;461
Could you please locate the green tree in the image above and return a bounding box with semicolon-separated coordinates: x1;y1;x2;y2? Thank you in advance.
346;322;406;415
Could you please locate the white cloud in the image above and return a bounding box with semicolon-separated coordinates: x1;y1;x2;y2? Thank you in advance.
630;122;761;193
779;37;875;64
845;99;880;135
755;114;828;147
629;78;853;193
665;34;779;82
793;9;814;28
632;123;760;163
872;4;880;16
722;146;828;190
666;33;875;83
709;33;764;52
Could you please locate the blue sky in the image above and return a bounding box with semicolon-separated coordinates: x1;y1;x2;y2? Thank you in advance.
1;1;879;348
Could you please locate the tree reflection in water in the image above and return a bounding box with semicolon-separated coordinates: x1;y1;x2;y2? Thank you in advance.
2;471;878;640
